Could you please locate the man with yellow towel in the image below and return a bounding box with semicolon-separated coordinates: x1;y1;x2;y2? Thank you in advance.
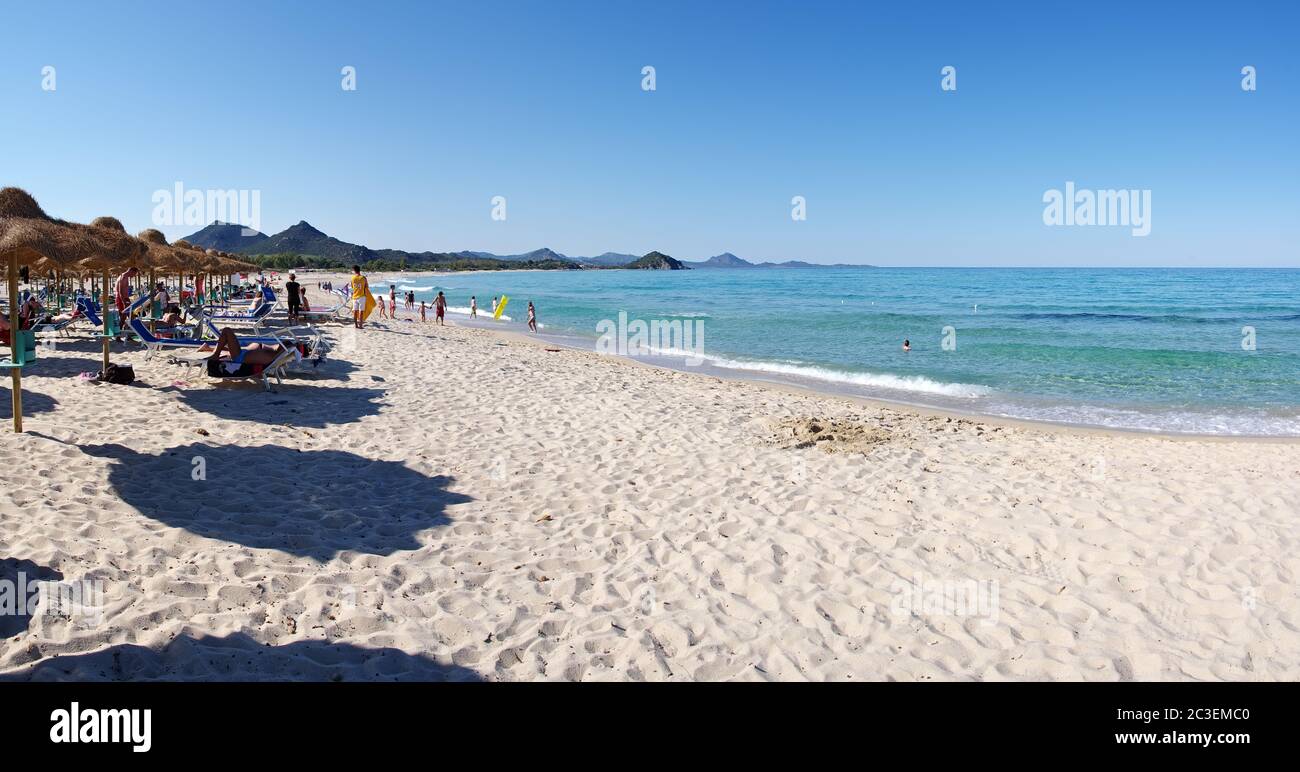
350;265;375;329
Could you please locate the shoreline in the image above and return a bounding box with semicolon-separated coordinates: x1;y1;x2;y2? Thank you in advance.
298;269;1300;443
478;319;1300;444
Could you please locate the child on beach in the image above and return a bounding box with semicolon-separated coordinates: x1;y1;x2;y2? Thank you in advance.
376;295;388;319
491;296;498;316
470;296;477;317
527;301;537;332
419;301;427;322
434;291;447;325
389;285;397;316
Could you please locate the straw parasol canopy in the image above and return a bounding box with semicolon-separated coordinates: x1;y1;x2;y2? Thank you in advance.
79;216;150;271
0;188;141;271
136;228;191;271
202;248;228;272
209;250;257;275
149;238;208;272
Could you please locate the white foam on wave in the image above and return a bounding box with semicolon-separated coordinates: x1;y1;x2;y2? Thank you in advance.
710;357;992;398
988;402;1300;437
399;284;434;292
630;347;991;398
446;305;512;321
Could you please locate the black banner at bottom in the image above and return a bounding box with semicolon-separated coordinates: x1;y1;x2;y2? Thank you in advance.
0;681;1286;759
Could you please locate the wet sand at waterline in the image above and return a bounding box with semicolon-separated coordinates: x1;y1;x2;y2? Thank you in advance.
1;307;1297;680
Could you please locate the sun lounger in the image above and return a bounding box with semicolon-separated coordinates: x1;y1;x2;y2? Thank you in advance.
130;317;326;369
203;300;276;332
206;345;301;392
128;318;210;359
295;290;349;323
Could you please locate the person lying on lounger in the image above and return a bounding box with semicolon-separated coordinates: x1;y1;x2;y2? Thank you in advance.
205;327;286;375
43;305;82;325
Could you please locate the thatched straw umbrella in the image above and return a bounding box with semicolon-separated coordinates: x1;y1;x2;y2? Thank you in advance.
81;216;150;371
0;188;143;432
210;252;256;301
136;229;193;329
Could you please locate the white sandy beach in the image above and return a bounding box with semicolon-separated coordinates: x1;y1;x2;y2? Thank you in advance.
1;285;1298;681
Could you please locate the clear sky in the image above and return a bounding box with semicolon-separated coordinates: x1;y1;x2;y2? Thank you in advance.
1;0;1295;265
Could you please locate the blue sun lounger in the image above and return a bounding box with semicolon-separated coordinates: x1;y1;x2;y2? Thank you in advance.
204;299;276;332
130;317;327;367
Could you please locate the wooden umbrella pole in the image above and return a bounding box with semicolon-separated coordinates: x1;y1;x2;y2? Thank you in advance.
9;253;23;432
101;268;111;371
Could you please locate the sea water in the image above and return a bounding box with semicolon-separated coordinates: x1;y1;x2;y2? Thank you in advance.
378;268;1300;436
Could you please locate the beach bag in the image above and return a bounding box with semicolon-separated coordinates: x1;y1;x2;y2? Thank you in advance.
97;364;135;385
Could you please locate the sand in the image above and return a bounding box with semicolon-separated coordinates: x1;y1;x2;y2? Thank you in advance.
1;284;1298;681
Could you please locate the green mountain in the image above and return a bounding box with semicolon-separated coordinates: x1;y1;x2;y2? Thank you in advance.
182;221;269;252
626;251;690;270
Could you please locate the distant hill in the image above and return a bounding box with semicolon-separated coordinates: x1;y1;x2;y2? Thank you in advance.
684;252;754;268
575;251;642;267
449;248;639;267
184;221;269;252
683;252;873;269
254;221;374;263
182;221;862;272
505;247;568;263
626;251;689;270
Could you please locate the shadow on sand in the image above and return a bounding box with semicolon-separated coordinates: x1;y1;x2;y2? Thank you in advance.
79;442;471;560
0;631;484;681
170;384;387;428
0;557;64;638
19;356;106;378
0;387;58;421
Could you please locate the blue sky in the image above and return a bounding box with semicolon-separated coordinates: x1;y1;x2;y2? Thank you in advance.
1;0;1296;265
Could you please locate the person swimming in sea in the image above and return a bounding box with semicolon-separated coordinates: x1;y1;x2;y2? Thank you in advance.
902;339;911;352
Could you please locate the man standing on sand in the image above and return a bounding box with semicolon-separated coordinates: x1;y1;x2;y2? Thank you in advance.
285;273;301;323
350;265;371;329
114;266;139;317
434;291;447;325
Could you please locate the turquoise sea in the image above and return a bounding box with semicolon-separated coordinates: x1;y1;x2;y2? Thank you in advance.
377;268;1300;436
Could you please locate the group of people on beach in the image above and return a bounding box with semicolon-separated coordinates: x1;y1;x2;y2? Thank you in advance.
345;266;536;332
